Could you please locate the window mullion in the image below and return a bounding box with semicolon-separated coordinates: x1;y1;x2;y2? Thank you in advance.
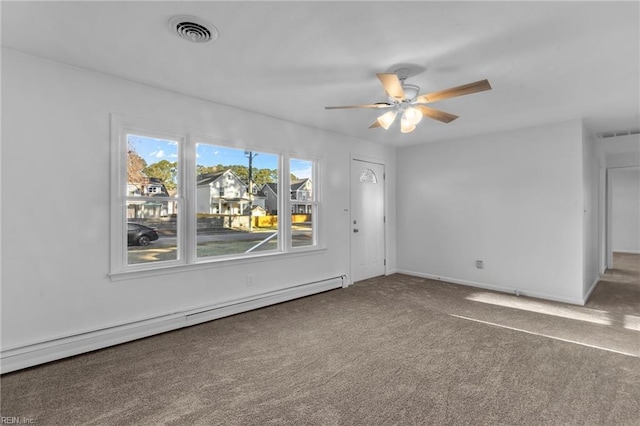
183;135;197;264
288;157;316;249
312;160;319;247
110;117;127;273
281;154;292;251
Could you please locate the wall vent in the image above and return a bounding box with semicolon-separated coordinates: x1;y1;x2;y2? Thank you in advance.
169;15;219;43
596;128;640;139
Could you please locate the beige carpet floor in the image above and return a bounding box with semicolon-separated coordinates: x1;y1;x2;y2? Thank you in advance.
1;254;639;425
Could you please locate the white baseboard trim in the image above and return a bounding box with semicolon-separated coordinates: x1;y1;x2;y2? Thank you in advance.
1;276;345;374
395;269;585;306
582;276;601;305
185;277;345;327
612;249;640;254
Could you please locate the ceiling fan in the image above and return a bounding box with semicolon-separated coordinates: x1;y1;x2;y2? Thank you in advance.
324;68;491;133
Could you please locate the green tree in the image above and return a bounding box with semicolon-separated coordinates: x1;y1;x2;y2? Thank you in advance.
144;160;177;190
197;165;219;176
195;164;278;186
227;165;249;181
253;168;278;186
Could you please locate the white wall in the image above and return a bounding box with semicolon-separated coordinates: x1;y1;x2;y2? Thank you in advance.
1;49;396;360
610;168;640;253
396;120;586;304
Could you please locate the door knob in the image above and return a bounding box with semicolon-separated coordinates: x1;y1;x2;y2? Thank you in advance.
353;228;359;233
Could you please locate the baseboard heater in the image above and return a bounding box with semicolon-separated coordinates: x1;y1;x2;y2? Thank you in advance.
1;276;346;374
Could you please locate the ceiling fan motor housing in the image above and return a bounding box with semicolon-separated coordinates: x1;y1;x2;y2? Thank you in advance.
386;84;420;103
399;84;419;101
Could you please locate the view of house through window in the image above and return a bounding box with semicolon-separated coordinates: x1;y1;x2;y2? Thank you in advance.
290;158;315;247
117;124;320;273
126;135;179;265
195;143;279;257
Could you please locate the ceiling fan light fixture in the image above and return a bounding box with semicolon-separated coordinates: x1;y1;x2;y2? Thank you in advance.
400;116;416;133
324;72;491;133
377;110;398;130
403;107;423;125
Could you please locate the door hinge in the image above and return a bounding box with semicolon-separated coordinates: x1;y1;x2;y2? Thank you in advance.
383;215;386;223
384;259;386;266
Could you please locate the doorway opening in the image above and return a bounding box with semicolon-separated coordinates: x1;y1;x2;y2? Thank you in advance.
605;166;640;270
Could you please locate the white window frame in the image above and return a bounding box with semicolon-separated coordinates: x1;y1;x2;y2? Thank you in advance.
110;116;187;275
287;156;319;250
110;116;323;279
191;135;285;260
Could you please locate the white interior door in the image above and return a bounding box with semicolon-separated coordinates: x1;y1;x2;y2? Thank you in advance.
350;159;385;282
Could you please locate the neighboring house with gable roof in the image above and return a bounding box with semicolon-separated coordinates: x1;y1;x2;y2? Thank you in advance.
291;178;312;214
197;170;248;215
197;169;266;215
262;182;279;214
251;186;267;211
260;179;313;214
127;177;175;218
127;177;170;197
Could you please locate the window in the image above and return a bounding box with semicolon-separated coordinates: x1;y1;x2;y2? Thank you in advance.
290;158;317;248
124;134;181;267
195;143;279;258
359;168;378;184
111;117;320;276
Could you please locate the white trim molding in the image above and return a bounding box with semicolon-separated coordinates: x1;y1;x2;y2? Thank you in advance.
396;270;586;306
1;277;345;374
582;276;601;305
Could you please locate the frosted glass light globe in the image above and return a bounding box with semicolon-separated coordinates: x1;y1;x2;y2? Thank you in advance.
403;107;423;125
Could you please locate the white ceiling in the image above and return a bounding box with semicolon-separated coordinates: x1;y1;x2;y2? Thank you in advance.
2;1;639;147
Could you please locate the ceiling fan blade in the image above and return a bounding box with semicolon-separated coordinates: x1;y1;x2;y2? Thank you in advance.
324;103;392;110
377;73;405;100
369;120;382;129
416;79;491;103
415;105;459;123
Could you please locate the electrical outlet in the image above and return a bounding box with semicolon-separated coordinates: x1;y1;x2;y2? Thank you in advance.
247;274;254;286
476;260;484;269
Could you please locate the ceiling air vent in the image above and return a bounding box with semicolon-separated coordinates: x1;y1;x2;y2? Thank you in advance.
596;128;640;139
169;15;219;43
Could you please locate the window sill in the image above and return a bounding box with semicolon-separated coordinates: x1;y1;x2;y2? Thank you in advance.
109;246;327;282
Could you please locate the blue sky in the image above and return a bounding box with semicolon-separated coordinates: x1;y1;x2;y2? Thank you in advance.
290;159;313;180
195;143;278;171
128;135;311;179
